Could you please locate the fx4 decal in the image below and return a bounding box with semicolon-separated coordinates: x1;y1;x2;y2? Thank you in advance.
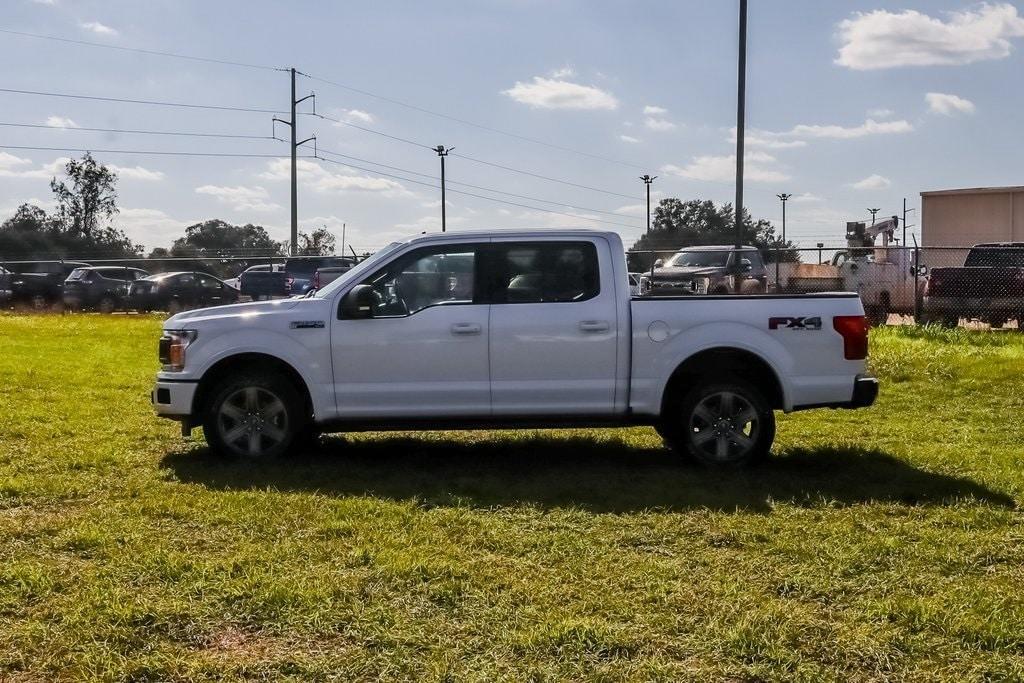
769;316;822;331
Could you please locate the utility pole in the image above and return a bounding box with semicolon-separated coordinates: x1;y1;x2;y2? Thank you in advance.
640;175;656;235
733;0;748;249
434;145;454;232
273;68;316;256
901;198;916;247
775;193;791;292
341;222;346;258
868;207;880;226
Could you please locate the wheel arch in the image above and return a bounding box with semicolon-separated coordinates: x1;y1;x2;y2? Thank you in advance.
193;352;314;420
660;346;785;415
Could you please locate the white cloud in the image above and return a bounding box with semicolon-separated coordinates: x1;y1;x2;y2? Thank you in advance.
195;185;280;212
644;117;676;131
333;108;374;125
867;108;895;119
81;21;118;36
662;151;789;183
619;134;640;143
44;116;78;128
0;156;67;180
787;118;913;139
550;66;575;78
502;76;618;110
836;3;1024;70
116;207;190;250
791;192;824;203
31;0;57;5
925;92;976;116
613;203;647;216
851;174;892;190
642;105;676;131
111;164;164;181
260;158;409;196
729;127;808;149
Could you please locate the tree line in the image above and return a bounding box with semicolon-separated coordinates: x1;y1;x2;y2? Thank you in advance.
2;152;796;267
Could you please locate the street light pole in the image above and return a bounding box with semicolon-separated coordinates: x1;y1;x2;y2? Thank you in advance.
640;175;656;235
434;145;454;232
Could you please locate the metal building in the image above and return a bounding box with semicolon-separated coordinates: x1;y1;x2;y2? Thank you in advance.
921;186;1024;247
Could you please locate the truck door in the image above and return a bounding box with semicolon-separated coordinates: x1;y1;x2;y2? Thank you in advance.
331;241;491;418
486;238;618;415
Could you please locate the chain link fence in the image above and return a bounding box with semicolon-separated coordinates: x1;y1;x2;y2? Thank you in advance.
3;244;1022;329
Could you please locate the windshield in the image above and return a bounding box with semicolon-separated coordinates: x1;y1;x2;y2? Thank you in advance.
966;247;1024;268
66;268;90;280
312;242;404;298
667;250;730;268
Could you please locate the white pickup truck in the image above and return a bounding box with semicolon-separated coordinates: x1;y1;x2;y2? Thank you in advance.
153;229;877;467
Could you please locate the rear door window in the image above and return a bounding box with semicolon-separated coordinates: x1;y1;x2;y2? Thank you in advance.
487;242;600;304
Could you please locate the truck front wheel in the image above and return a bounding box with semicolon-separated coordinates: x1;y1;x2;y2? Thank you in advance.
659;379;775;467
202;373;306;459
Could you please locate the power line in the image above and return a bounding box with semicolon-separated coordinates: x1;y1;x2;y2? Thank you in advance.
0;121;274;140
0;87;286;114
452;152;639;200
315;146;642;219
0;28;279;72
314;155;643;230
0;144;304;159
304;73;646;171
312;111;638;200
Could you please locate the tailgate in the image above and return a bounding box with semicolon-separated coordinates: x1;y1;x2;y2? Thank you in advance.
928;267;1024;297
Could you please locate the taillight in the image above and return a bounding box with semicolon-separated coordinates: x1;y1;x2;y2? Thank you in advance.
833;315;868;360
312;272;320;289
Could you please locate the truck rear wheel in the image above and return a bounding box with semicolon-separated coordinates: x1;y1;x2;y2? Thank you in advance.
659;379;775;467
202;373;306;459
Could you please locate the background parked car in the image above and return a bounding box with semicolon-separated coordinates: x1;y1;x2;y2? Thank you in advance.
63;266;150;313
0;266;12;308
129;271;240;314
310;262;355;291
10;261;90;310
648;246;768;295
238;263;286;299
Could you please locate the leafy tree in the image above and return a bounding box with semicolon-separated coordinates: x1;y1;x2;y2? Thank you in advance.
50;152;118;239
297;227;336;256
626;198;796;271
171;219;282;256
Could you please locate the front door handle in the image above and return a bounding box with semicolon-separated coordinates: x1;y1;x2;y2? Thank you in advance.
450;322;482;335
578;320;610;332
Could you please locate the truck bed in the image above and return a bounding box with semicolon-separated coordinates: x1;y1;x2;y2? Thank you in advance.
628;292;867;413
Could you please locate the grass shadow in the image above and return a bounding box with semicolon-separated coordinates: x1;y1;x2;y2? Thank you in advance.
160;432;1016;513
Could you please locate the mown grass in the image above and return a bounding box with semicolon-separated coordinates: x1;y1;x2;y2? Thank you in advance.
1;314;1023;681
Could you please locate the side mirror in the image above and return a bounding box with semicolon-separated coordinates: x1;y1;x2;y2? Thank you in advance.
740;259;753;272
340;284;375;319
915;265;928;276
653;259;664;269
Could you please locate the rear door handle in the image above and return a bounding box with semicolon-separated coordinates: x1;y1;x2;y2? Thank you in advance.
578;320;610;332
450;322;482;335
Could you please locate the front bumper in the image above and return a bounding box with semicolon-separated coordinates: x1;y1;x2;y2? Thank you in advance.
151;379;198;419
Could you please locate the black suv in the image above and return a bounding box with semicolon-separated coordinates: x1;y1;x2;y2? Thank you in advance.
63;266;150;313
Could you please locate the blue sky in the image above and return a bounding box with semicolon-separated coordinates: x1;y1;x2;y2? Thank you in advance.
1;0;1022;252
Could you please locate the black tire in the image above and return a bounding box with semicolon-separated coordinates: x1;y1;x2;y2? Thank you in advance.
202;372;307;459
659;378;775;467
97;295;117;314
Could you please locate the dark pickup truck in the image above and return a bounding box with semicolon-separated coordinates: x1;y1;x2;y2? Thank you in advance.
0;267;12;308
923;243;1024;327
232;257;358;299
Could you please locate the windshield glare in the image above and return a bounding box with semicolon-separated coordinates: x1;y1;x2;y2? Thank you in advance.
313;242;403;298
667;250;729;268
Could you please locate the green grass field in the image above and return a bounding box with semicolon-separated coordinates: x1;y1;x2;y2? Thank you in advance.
1;314;1023;681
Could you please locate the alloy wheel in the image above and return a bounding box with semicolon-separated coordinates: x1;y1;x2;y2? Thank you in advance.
688;390;760;463
216;386;290;457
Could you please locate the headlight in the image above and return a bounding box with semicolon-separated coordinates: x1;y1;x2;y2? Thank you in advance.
159;329;197;371
692;277;710;294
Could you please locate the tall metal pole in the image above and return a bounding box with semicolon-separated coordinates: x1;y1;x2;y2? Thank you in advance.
640;175;656;235
775;193;791;291
273;68;315;257
341;222;346;258
434;145;453;232
902;198;907;247
734;0;747;249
